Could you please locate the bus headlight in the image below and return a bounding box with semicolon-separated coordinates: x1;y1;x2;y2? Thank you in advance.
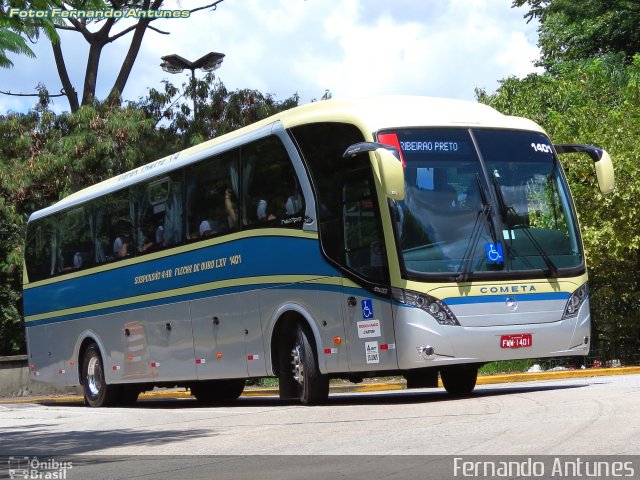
392;288;460;326
561;283;589;320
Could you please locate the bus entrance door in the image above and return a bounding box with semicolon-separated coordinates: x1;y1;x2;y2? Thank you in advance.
339;170;398;371
342;290;398;371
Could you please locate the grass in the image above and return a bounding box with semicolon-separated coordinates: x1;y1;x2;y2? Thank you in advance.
247;362;538;388
479;359;536;375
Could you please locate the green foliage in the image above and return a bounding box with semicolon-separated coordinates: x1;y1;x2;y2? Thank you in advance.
514;0;640;67
0;78;302;355
479;360;535;375
0;194;24;354
477;54;640;361
0;94;156;354
0;0;60;68
136;73;301;150
1;96;155;214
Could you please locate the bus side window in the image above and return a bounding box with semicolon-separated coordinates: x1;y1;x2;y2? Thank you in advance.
94;189;134;263
25;217;56;282
133;171;184;255
57;207;93;273
342;174;389;283
185;149;239;241
241;136;304;229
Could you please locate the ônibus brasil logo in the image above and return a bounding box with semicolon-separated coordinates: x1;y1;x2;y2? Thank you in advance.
7;457;73;479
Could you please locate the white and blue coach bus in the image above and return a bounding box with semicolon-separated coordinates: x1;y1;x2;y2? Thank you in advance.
23;97;614;406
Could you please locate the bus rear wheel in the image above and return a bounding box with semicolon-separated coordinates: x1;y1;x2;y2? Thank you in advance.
81;344;118;407
286;323;329;405
190;379;245;403
440;366;478;396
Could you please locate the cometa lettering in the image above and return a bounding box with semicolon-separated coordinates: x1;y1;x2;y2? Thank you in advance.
479;285;537;294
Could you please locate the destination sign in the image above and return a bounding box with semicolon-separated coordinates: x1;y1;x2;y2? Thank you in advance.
400;140;461;152
394;129;472;156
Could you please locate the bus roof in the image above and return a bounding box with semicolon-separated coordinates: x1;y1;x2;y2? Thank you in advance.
29;96;544;222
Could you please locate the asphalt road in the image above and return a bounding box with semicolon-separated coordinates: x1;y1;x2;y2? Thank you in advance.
1;374;639;479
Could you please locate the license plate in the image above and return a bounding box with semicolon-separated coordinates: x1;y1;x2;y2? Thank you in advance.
500;334;532;349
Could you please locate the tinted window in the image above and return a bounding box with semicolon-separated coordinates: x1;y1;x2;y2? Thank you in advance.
95;188;134;262
186;149;239;240
58;206;93;272
290;123;389;284
241;136;304;229
134;171;184;255
25;217;55;282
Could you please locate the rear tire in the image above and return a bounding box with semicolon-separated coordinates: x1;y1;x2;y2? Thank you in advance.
440;366;478;396
81;344;118;407
191;379;245;403
286;323;329;405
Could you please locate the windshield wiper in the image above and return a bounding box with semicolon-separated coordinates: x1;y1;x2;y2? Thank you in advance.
491;175;559;278
456;175;496;282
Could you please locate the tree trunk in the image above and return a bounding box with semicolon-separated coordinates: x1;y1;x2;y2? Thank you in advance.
110;18;152;100
81;19;115;106
52;41;79;113
82;40;104;106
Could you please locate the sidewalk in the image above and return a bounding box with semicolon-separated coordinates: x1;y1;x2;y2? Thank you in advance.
1;366;639;405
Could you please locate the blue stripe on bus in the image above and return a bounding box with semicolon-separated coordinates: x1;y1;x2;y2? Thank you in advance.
24;281;366;328
444;292;570;305
24;236;337;317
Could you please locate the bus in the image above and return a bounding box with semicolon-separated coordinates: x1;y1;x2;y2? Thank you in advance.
23;96;615;406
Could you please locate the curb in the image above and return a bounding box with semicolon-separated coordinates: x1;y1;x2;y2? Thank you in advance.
1;367;638;405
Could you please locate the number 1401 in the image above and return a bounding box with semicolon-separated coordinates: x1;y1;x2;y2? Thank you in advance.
531;143;552;153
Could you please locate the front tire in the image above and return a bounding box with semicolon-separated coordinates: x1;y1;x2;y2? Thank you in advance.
440;366;478;396
284;323;329;405
82;344;118;407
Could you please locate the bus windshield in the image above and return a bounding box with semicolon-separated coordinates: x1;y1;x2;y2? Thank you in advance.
387;128;582;278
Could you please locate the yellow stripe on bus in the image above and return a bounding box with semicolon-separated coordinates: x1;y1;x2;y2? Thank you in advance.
24;274;343;323
23;228;319;290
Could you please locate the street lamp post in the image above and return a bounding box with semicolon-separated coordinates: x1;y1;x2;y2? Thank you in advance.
160;52;225;121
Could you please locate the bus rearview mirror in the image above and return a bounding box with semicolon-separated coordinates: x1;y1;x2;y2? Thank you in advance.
555;144;615;194
374;148;405;200
343;142;405;200
594;150;615;194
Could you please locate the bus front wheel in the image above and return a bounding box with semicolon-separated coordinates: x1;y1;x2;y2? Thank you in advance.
81;344;118;407
440;366;478;396
285;323;329;405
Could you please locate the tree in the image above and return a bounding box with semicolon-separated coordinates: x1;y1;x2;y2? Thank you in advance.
2;0;225;112
0;77;304;355
136;72;301;150
514;0;640;67
0;0;59;68
0;92;158;354
477;54;640;362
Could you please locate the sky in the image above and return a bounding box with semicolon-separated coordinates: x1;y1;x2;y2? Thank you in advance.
0;0;541;114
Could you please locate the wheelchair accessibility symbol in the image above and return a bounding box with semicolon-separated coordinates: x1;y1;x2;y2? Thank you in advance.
361;299;374;319
485;242;504;264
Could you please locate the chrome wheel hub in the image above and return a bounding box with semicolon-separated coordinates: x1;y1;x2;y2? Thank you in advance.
86;357;102;398
291;344;304;385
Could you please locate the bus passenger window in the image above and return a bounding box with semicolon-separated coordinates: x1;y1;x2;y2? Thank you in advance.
185;149;239;241
241;136;304;229
58;207;92;273
25;217;56;282
94;189;134;263
135;172;183;254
